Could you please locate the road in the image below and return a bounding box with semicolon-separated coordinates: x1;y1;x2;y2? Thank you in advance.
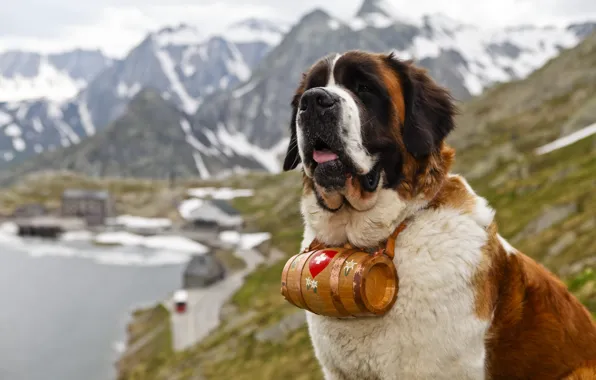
167;248;266;351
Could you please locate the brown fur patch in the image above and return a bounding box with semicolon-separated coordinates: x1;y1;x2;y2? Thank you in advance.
472;223;503;321
427;172;476;213
485;250;596;379
396;142;456;201
375;53;406;124
314;182;344;210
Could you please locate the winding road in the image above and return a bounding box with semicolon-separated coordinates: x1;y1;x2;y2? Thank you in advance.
167;248;266;351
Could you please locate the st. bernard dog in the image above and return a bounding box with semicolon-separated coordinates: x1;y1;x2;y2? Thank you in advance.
281;50;596;380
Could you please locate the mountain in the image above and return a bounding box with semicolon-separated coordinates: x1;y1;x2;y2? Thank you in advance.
1;0;594;178
0;18;288;169
0;89;279;183
191;1;595;166
0;49;113;102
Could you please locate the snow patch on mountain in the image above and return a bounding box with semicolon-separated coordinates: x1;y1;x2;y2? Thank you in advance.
0;57;85;102
154;24;204;47
223;18;290;45
154;47;200;114
215;122;282;173
78;101;95;136
0;110;11;125
406;17;581;94
0;50;112;103
351;0;421;29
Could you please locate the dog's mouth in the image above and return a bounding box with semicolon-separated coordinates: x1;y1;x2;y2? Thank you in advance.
309;138;382;212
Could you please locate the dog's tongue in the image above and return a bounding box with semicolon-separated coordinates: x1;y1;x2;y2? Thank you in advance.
313;150;338;164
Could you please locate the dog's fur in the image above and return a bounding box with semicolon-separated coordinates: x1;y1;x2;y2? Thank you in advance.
282;50;596;380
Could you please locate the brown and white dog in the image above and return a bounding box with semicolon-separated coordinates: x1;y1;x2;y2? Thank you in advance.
281;50;596;380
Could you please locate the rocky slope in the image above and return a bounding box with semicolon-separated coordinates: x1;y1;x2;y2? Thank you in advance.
114;29;596;380
0;89;272;183
0;19;287;168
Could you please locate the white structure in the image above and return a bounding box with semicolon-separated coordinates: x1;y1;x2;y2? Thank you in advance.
183;199;243;230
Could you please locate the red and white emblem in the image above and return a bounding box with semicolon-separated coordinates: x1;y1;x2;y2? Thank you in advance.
309;249;338;278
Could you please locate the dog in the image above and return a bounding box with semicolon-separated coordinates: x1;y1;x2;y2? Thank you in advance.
281;50;596;380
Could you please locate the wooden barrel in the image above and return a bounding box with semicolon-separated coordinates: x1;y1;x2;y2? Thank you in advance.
280;247;398;318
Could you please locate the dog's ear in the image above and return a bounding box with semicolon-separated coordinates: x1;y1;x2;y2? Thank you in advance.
385;54;457;158
282;74;308;171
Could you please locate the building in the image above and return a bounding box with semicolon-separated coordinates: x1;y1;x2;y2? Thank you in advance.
12;203;47;218
184;199;244;232
61;189;114;226
182;253;226;288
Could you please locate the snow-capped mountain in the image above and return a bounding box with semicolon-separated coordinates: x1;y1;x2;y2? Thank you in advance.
190;0;596;174
0;18;288;168
1;0;595;180
0;49;113;102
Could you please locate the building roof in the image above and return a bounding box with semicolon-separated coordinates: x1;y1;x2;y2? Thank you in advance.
62;189;110;200
208;199;240;216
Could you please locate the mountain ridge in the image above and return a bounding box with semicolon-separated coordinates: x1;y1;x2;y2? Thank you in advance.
0;1;595;179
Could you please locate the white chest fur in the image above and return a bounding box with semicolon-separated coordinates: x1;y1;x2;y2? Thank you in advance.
303;206;491;380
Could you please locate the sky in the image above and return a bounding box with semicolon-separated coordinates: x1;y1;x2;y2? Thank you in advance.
0;0;595;58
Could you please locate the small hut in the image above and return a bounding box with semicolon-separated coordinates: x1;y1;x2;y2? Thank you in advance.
184;199;243;232
61;189;114;226
182;254;226;288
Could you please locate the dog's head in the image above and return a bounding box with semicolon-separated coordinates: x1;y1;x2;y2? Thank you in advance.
283;50;457;247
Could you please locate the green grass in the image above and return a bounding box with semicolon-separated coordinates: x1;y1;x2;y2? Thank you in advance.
214;248;247;272
116;304;173;380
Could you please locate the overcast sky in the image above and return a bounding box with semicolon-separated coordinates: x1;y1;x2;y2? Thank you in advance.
0;0;595;58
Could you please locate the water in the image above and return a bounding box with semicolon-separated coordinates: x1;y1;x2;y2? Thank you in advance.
0;232;189;380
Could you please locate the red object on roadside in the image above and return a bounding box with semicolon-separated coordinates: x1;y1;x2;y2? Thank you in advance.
175;302;187;313
173;289;189;314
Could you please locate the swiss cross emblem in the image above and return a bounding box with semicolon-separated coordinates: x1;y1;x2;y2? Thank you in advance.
308;249;338;278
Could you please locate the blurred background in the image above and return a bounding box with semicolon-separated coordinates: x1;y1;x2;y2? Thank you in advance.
0;0;595;379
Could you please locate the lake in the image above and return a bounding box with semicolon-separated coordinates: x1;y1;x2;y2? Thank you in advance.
0;229;189;380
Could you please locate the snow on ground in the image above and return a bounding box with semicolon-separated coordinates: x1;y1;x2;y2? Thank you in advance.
110;215;172;230
0;223;196;267
94;231;208;254
61;230;94;241
535;122;596;155
186;186;254;199
219;230;271;250
0;221;18;235
179;186;254;219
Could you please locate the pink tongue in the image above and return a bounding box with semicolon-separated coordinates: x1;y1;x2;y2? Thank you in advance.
313;150;338;164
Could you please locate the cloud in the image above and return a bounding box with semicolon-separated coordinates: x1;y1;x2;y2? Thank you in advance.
0;0;594;58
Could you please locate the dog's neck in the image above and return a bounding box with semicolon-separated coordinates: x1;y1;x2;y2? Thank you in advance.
300;184;431;251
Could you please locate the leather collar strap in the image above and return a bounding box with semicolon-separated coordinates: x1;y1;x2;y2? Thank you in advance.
303;220;408;260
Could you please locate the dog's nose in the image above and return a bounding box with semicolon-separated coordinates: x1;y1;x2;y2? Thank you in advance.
299;88;338;112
